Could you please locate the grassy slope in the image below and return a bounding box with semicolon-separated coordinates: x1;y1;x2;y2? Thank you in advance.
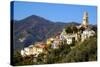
60;36;97;63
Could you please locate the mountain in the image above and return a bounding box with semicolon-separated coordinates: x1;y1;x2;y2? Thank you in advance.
12;15;80;50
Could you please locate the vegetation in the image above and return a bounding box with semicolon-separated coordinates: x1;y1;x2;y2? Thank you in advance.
12;36;97;66
61;36;97;62
12;14;97;66
65;25;78;33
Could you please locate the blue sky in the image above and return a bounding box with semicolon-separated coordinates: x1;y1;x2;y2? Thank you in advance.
12;1;97;24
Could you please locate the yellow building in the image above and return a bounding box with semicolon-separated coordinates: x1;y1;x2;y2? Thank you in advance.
46;38;54;47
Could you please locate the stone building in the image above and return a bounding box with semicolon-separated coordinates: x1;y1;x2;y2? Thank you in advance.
60;11;95;45
81;29;95;42
21;42;46;57
82;12;89;28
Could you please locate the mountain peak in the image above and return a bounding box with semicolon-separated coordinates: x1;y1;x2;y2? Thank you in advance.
28;15;42;18
21;15;45;21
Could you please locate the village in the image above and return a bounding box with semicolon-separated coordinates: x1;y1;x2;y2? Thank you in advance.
20;12;95;58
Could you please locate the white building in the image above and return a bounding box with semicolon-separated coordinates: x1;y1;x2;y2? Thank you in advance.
60;33;78;45
21;47;30;57
51;40;60;49
21;45;44;57
81;29;95;42
66;37;72;45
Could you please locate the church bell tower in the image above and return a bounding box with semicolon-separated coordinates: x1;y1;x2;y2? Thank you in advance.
82;12;89;28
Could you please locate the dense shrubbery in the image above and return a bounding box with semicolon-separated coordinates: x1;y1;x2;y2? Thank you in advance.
61;36;97;62
12;36;97;66
65;25;78;33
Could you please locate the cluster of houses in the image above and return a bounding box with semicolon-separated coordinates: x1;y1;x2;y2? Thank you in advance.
21;42;47;57
20;12;96;57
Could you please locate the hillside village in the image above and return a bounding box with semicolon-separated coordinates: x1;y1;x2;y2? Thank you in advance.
20;12;96;58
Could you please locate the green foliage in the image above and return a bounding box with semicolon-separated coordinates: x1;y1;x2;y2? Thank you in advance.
12;42;71;65
79;26;85;32
12;51;23;66
61;37;97;62
65;26;73;33
46;43;71;64
13;36;97;66
65;25;78;33
91;26;97;33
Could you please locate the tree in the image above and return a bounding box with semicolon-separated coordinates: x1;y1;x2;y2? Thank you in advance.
65;25;78;33
65;26;73;33
79;26;85;32
61;36;97;62
71;25;78;33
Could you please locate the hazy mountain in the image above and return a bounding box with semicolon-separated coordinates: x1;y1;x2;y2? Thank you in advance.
12;15;80;50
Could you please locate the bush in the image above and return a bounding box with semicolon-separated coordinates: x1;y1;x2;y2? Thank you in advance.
61;37;97;62
13;36;97;65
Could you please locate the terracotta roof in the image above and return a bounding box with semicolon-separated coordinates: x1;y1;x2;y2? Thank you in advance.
35;42;46;48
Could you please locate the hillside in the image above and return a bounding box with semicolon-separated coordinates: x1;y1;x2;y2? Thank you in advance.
13;15;80;50
12;36;97;66
12;14;97;65
60;36;97;62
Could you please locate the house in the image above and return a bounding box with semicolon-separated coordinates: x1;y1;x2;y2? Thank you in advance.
32;47;44;57
21;47;31;57
46;38;54;48
35;42;47;48
21;43;45;57
51;36;61;49
81;29;95;42
60;28;67;41
60;33;78;45
21;46;44;57
66;37;73;45
51;39;60;49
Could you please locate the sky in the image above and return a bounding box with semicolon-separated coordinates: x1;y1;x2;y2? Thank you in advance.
12;1;97;24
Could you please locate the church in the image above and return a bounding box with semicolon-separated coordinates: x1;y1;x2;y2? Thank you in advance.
60;11;95;45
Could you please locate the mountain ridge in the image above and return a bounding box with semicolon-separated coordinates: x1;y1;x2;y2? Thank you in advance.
13;15;82;50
